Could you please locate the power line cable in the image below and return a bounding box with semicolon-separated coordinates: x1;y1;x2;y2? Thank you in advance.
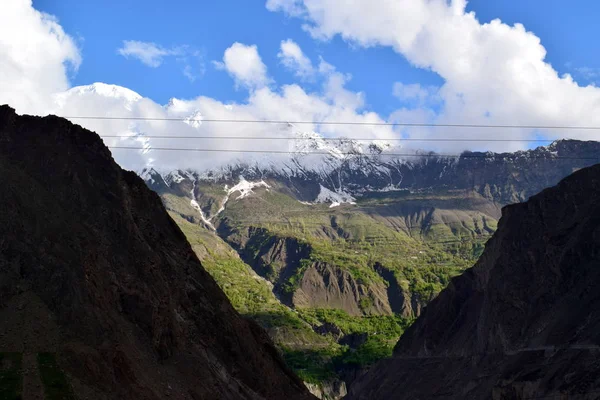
100;135;560;142
60;115;600;130
108;146;600;160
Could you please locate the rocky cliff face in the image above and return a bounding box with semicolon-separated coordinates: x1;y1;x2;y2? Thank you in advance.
348;162;600;399
217;222;417;317
0;105;314;400
292;262;392;316
145;139;600;207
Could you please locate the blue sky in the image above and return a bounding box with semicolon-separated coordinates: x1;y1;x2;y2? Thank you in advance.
5;0;600;171
33;0;600;117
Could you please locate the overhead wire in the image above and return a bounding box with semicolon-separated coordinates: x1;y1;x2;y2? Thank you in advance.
66;117;600;396
100;135;559;142
59;114;600;130
107;146;600;160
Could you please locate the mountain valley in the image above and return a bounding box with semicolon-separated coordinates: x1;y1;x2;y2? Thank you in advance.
141;137;600;397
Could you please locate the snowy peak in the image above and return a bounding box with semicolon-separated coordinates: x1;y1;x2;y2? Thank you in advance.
289;125;395;160
60;83;143;103
139;167;169;188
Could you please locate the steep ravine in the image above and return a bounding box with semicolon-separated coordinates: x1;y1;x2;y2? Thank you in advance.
348;163;600;400
0;106;315;400
215;219;426;318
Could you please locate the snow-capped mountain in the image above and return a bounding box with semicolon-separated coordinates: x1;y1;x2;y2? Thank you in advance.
54;82;143;110
142;139;600;211
48;83;600;208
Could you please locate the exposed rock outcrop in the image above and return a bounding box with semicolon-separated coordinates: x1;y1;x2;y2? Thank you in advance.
348;163;600;399
304;380;347;400
0;106;315;400
292;262;391;316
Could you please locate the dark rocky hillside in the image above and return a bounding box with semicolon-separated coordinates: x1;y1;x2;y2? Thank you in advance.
0;105;315;400
140;137;600;397
347;162;600;399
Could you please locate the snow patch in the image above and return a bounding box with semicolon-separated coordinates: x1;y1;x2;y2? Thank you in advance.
314;184;356;206
189;180;216;230
226;177;270;200
374;184;406;193
199;177;272;222
166;170;185;184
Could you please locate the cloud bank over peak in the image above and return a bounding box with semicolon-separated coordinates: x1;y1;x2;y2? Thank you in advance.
0;1;396;172
267;0;600;143
4;0;600;174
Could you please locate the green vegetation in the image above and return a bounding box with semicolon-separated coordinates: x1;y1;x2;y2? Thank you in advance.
171;212;285;314
281;346;341;384
0;353;22;400
37;353;75;400
281;309;413;382
162;184;495;386
298;308;412;337
219;188;481;288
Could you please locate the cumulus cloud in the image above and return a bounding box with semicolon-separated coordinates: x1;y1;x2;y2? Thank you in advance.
0;1;394;172
393;82;441;106
117;40;176;67
53;61;396;172
118;40;204;81
216;42;271;90
268;0;600;151
278;39;315;79
0;0;80;115
10;0;600;174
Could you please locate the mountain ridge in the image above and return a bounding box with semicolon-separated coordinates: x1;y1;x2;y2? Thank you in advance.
347;162;600;399
0;104;315;400
139;137;600;397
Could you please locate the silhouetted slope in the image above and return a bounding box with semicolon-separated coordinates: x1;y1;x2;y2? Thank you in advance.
0;105;315;400
348;162;600;399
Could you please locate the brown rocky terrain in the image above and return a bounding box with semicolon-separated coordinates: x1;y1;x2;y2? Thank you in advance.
347;162;600;399
0;105;315;400
292;262;391;316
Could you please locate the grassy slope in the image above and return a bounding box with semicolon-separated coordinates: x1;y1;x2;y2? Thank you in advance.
163;184;497;385
219;188;483;299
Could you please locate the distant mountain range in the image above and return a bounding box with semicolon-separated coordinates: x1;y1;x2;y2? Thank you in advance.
140;136;600;398
28;82;600;397
347;161;600;400
3;99;600;399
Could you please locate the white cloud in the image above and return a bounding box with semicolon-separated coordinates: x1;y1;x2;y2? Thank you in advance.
117;40;176;67
118;40;204;81
218;42;271;90
393;82;441;106
573;66;600;82
0;0;80;115
51;62;396;172
11;0;600;175
265;0;306;17
268;0;600;151
183;65;197;82
0;1;394;173
278;39;315;79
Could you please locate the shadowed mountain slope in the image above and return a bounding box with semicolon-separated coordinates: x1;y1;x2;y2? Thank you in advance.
348;162;600;400
0;105;315;400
